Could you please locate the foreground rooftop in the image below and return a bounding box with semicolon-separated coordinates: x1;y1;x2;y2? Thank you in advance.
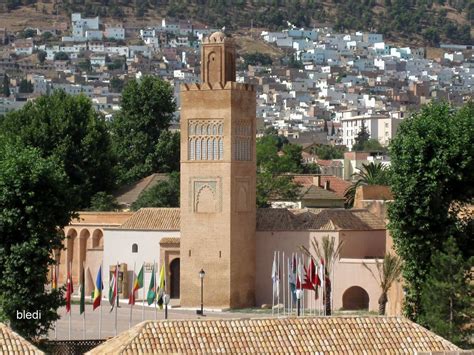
87;316;459;354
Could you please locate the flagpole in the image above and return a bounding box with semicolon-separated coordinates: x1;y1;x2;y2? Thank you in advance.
99;263;102;339
54;263;58;340
142;262;145;321
277;251;280;318
302;253;305;317
68;261;72;340
271;251;275;317
82;261;86;340
288;253;296;315
115;262;118;336
154;260;157;320
282;251;285;317
129;262;136;329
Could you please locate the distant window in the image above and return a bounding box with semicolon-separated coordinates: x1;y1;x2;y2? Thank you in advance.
132;243;138;253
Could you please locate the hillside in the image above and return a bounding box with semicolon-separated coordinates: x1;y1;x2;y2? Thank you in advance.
0;0;472;46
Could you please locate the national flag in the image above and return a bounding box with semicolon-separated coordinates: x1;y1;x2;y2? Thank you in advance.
109;265;118;312
65;269;73;313
271;252;279;299
79;266;85;314
296;257;304;290
147;264;156;305
288;254;297;302
303;258;317;291
156;265;166;309
93;266;103;310
129;264;144;305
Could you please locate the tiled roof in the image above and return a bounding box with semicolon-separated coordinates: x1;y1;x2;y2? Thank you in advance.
114;173;170;207
300;185;344;201
0;323;44;354
118;208;384;232
256;208;386;231
86;317;460;354
120;208;180;230
319;175;351;198
291;175;351;198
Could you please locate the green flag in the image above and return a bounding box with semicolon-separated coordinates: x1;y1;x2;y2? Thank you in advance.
147;264;156;305
79;266;85;314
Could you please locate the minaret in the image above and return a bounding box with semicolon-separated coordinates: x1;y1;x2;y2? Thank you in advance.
179;32;256;308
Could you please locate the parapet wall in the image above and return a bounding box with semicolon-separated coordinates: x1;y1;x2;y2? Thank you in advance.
180;82;255;92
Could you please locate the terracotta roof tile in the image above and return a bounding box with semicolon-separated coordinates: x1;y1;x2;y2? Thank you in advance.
256;208;385;231
87;317;460;354
0;323;44;354
119;208;385;232
120;208;180;230
114;173;170;207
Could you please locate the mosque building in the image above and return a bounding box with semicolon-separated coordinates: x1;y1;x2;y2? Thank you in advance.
58;32;399;314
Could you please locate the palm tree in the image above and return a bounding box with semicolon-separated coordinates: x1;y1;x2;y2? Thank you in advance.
363;253;403;315
344;162;390;208
301;235;344;316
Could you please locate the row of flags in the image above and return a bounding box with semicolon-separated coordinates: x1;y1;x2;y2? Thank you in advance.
51;261;167;339
271;251;330;316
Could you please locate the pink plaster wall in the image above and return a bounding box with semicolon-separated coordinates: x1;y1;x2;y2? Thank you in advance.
255;230;386;312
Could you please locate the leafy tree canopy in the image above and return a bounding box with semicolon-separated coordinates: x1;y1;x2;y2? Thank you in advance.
0;90;116;209
112;75;177;185
0;141;72;339
388;102;473;321
88;192;120;211
312;144;345;159
420;237;473;348
131;172;180;210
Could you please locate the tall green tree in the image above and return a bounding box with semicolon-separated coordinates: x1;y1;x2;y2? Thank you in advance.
131;172;180;210
388;102;474;321
256;136;307;207
112;76;176;184
344;162;391;207
420;237;473;348
352;122;370;151
0;141;72;339
0;91;116;209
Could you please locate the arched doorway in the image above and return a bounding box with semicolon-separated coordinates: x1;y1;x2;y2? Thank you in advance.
342;286;370;310
170;258;180;299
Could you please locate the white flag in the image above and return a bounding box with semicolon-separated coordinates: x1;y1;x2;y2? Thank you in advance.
271;253;280;298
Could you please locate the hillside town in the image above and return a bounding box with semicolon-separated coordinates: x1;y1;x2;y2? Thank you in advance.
0;9;472;355
1;13;472;152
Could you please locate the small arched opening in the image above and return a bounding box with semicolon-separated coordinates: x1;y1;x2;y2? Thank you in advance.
92;229;103;249
342;286;370;310
132;243;138;253
170;258;180;299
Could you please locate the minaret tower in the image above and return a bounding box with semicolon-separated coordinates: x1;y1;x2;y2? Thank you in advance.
179;32;256;308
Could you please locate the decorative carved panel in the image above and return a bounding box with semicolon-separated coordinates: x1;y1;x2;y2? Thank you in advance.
188;119;224;161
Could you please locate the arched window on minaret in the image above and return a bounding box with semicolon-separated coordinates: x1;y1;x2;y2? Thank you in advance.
207;125;212;135
218;124;223;135
218;138;223;159
196;139;201;160
213;138;218;160
208;139;213;160
202;138;207;160
189;138;195;160
189;123;195;135
213;124;217;135
196;124;201;135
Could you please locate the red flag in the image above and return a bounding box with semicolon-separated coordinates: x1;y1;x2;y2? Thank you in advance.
303;259;317;291
66;269;73;313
